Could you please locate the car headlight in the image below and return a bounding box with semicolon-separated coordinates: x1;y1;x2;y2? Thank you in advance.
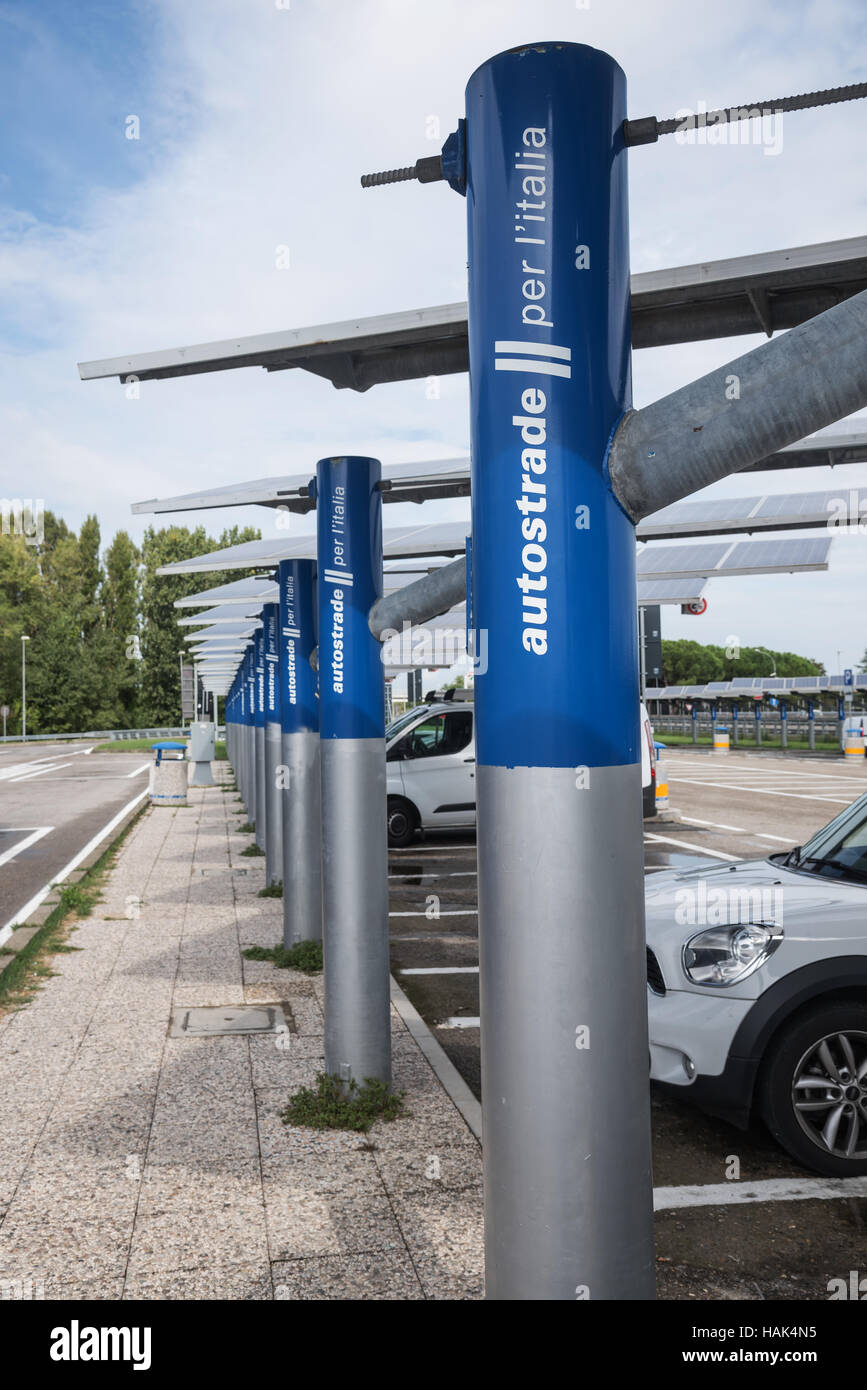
682;922;783;987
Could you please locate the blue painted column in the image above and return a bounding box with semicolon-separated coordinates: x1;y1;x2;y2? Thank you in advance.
780;700;788;750
808;699;815;751
731;702;739;747
316;456;390;1088
278;558;322;946
254;630;266;848
453;42;654;1299
263;602;283;884
245;647;256;822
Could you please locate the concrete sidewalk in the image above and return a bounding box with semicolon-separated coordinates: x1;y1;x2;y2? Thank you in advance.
0;769;483;1300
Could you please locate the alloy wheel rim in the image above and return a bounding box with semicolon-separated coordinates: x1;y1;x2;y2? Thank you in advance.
791;1029;867;1160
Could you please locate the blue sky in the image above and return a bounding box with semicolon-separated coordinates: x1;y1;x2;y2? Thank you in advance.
2;0;866;674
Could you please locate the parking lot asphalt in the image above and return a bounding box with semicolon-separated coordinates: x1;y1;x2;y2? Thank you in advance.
387;746;867;1299
0;742;151;937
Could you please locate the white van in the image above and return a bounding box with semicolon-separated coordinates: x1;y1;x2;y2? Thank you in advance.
385;698;657;847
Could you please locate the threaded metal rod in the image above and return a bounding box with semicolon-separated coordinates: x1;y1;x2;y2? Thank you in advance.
360;155;443;188
360;167;417;187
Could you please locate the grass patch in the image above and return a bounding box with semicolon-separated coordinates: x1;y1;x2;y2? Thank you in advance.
237;822;256;834
282;1073;405;1133
57;882;98;918
94;738;228;759
258;880;283;898
242;940;323;973
241;843;265;857
0;801;148;1017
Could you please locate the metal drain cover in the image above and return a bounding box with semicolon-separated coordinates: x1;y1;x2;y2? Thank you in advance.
170;1004;288;1037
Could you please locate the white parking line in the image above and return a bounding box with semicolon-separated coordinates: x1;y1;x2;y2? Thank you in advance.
643;833;740;862
401;966;479;975
668;776;852;806
654;1175;867;1211
10;762;73;783
127;763;151;778
0;826;53;868
0;790;148;946
389;909;478;917
441;1016;480;1028
0;747;94;781
677;815;748;833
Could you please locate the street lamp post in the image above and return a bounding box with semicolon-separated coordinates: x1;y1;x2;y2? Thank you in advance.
21;635;30;742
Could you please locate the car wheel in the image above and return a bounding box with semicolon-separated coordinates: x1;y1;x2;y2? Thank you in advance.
758;1000;867;1176
387;797;419;849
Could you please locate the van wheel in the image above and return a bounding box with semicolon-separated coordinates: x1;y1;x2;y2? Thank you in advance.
387;797;419;848
758;1000;867;1176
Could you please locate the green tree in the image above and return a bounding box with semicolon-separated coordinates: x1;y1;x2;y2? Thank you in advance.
138;523;260;725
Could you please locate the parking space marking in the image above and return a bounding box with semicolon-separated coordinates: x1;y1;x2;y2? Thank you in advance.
9;762;73;783
441;1016;481;1028
389;909;478;917
0;826;53;868
668;776;853;806
677;814;749;833
401;966;479;975
126;763;151;778
643;833;739;862
654;1175;867;1211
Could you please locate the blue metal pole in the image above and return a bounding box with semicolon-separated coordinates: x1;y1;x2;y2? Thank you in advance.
263;601;283;885
456;42;654;1299
278;558;322;946
254;631;266;847
316;456;390;1088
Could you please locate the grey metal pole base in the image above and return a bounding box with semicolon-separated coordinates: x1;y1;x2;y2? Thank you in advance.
255;725;266;849
477;763;655;1301
189;761;215;787
809;723;816;751
264;720;284;886
281;730;322;946
321;738;390;1089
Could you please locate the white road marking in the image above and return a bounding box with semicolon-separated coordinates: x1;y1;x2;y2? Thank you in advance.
644;833;740;862
10;762;73;783
389;909;478;917
756;833;794;843
0;790;148;946
401;966;479;975
0;747;94;781
127;763;151;778
668;776;852;806
440;1016;480;1028
0;826;53;868
654;1175;867;1211
677;815;749;833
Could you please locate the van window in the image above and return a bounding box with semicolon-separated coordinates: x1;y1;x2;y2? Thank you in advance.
402;710;472;759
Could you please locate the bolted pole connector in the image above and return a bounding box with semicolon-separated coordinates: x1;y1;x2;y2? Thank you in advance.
360;156;443;188
360;121;467;195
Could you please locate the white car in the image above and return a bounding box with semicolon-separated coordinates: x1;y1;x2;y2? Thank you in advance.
385;698;657;847
646;792;867;1176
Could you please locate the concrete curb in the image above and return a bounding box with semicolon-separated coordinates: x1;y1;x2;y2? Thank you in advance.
390;975;482;1143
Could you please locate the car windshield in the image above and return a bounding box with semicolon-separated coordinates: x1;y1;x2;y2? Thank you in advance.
386;708;427;742
793;793;867;884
